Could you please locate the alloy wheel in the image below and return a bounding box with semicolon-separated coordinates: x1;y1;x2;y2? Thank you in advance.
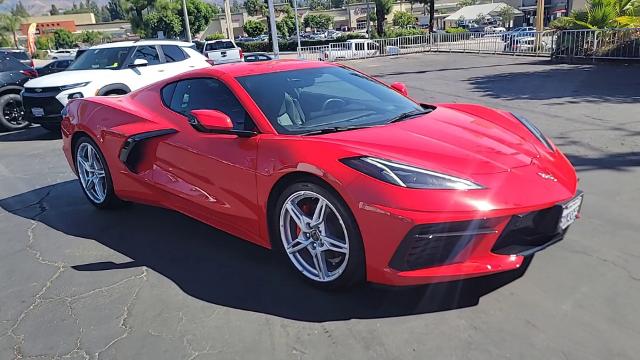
279;190;349;282
76;142;107;204
3;98;26;126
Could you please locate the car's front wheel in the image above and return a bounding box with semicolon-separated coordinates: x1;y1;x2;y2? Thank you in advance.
0;94;30;131
74;136;123;209
274;181;365;289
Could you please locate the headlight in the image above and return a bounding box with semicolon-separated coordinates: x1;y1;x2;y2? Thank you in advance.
512;113;554;151
60;82;90;91
341;157;484;190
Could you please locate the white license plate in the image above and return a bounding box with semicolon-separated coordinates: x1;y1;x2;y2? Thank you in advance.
31;107;44;117
559;195;583;230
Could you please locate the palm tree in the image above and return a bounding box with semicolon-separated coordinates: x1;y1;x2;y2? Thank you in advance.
0;13;24;49
550;0;640;29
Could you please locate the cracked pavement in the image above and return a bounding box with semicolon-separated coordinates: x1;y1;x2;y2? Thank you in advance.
1;54;639;359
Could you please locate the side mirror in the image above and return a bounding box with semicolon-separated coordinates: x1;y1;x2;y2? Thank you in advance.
390;82;408;97
189;109;233;133
129;58;149;68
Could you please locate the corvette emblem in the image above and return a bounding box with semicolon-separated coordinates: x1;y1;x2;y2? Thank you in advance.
537;172;557;182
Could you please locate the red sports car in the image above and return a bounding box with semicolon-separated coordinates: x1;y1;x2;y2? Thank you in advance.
61;60;582;289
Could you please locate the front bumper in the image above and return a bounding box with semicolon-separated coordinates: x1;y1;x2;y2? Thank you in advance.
21;89;65;124
353;192;582;287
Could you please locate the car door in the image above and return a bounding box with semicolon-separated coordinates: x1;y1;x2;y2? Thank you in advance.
127;45;165;89
152;77;262;241
158;45;201;78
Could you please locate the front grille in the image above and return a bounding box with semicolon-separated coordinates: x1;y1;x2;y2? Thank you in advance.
389;220;497;271
491;206;564;255
22;94;64;117
24;86;63;93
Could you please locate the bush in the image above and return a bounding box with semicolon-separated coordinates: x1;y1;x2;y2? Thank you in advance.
205;33;226;40
243;19;266;38
384;28;425;38
392;11;417;28
445;27;467;33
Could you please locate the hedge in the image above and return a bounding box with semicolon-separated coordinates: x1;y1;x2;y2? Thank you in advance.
238;33;368;52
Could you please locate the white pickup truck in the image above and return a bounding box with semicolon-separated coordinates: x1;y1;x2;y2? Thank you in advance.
321;39;379;61
194;39;244;65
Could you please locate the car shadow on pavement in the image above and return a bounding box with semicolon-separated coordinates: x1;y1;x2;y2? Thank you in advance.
0;126;61;142
0;180;532;322
467;65;640;104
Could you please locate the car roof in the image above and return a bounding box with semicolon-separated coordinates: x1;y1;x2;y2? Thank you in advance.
205;59;334;77
89;40;193;49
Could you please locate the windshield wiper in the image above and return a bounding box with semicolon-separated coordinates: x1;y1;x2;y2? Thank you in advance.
386;109;432;124
300;125;379;136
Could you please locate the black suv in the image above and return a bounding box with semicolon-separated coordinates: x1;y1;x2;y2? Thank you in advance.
0;57;37;131
0;49;35;68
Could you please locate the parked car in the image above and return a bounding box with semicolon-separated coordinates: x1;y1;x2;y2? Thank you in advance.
194;39;244;65
0;49;35;68
61;60;582;289
322;40;379;61
48;49;77;60
244;52;273;62
502;26;536;42
36;59;73;76
504;36;551;53
22;40;210;131
0;56;37;131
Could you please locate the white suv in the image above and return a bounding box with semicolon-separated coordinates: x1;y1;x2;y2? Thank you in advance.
22;40;210;131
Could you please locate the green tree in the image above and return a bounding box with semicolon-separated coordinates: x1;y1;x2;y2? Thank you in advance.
231;0;243;13
184;0;218;36
457;0;475;8
11;1;29;17
550;0;639;29
374;0;393;35
99;6;113;22
78;30;103;45
128;0;156;33
243;19;266;37
107;0;127;20
143;0;182;38
276;5;298;37
308;0;328;10
331;0;345;9
35;35;55;50
245;0;266;16
53;29;76;49
303;13;334;30
50;4;60;15
0;13;23;49
497;5;515;28
392;10;416;28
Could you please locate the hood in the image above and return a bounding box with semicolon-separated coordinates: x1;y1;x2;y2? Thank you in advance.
24;69;113;88
317;105;540;176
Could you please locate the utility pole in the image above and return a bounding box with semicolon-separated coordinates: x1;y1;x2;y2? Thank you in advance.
182;0;192;42
365;0;371;37
267;0;280;58
224;0;234;39
293;0;302;57
535;0;545;31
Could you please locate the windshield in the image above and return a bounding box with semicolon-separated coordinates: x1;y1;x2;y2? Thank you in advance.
0;51;29;60
67;47;131;70
236;66;425;135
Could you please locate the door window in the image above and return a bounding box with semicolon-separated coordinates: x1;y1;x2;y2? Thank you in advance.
161;45;188;62
131;46;161;65
165;78;254;131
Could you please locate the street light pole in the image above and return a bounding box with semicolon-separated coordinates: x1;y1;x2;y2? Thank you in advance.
293;0;302;57
182;0;192;42
267;0;280;58
535;0;545;31
223;0;234;39
365;0;371;37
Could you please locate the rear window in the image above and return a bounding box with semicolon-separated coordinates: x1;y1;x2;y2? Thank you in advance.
162;45;187;62
205;41;235;51
0;50;29;60
0;57;29;71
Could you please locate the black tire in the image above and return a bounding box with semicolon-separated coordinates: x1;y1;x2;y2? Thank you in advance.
74;136;124;209
272;181;366;290
0;94;30;131
41;123;61;132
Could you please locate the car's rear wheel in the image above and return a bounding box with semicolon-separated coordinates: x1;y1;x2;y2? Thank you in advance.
0;94;30;131
273;182;365;289
74;136;123;209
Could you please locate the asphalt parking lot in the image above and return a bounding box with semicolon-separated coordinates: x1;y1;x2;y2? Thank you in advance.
1;53;639;359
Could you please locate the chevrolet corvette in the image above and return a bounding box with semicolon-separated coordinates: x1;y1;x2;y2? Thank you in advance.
61;60;582;289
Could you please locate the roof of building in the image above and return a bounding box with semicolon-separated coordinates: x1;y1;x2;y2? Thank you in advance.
26;13;96;26
444;3;522;21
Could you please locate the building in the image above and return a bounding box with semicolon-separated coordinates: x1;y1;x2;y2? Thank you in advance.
19;13;96;36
